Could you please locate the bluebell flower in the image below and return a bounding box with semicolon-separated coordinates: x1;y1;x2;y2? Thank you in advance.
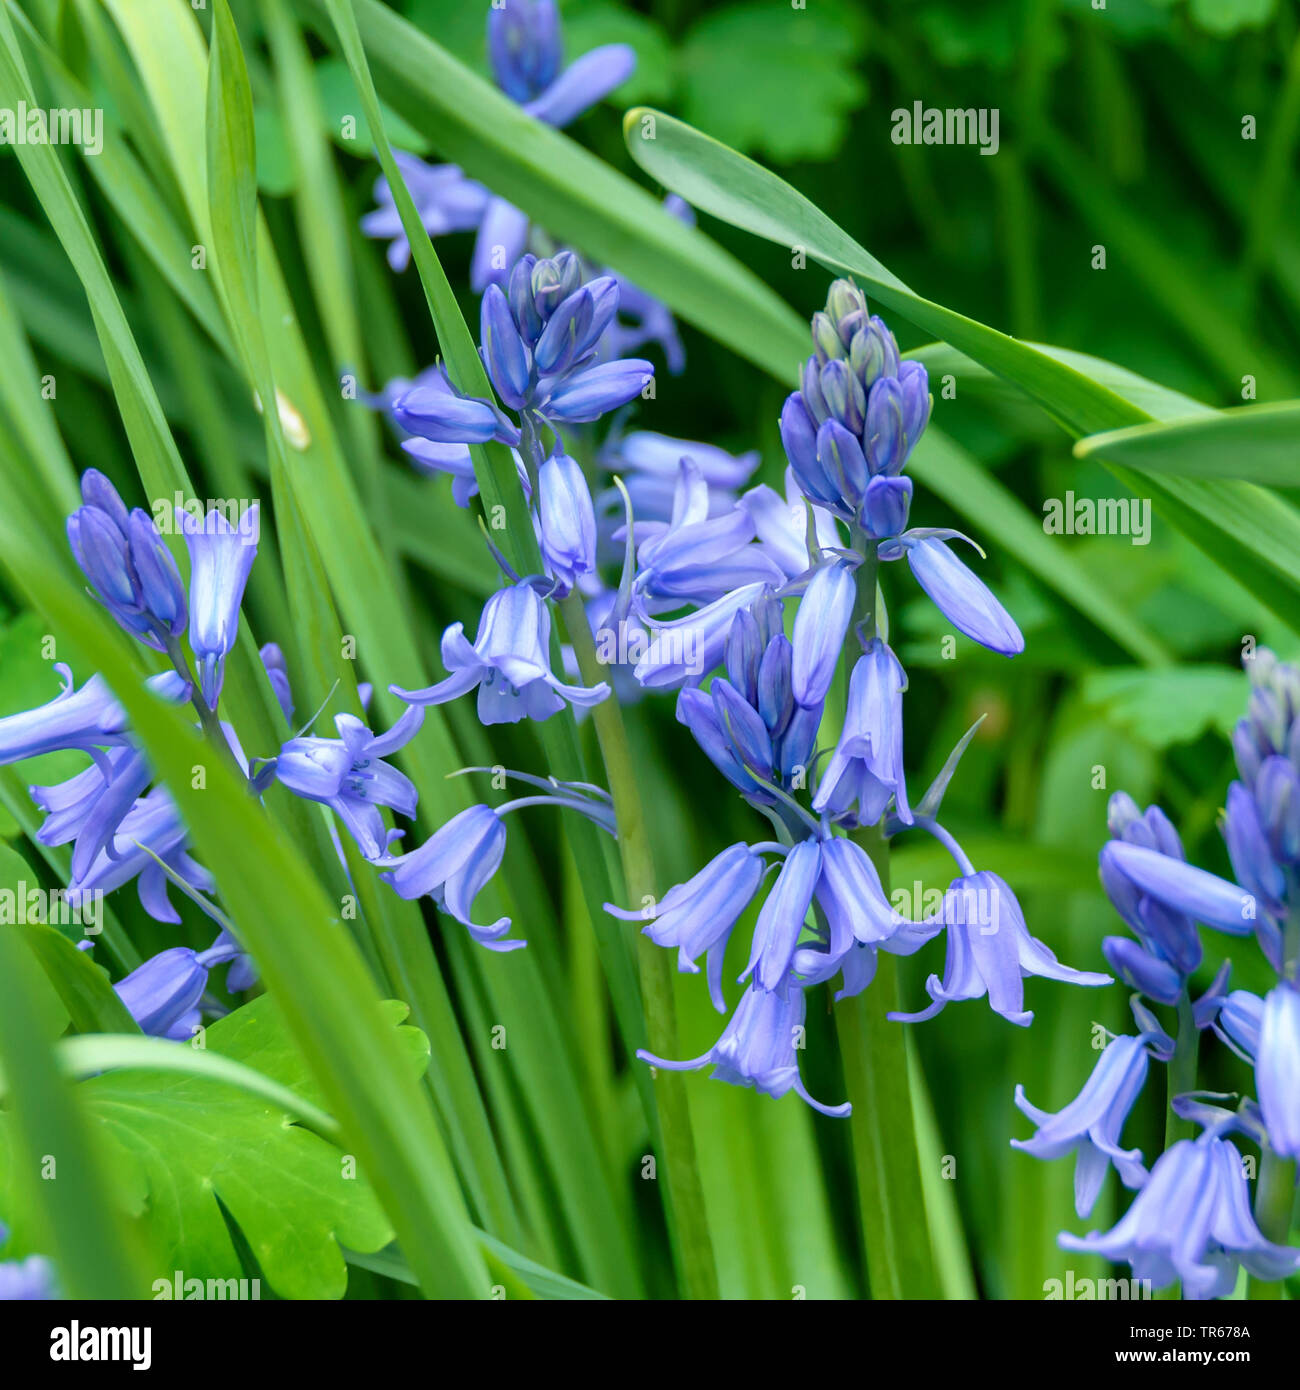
893;871;1109;1026
676;685;773;803
740;468;844;580
67;471;187;650
779;280;931;523
69;787;214;925
1012;1035;1151;1218
742;838;822;992
391;368;521;447
536;447;597;596
861;474;914;541
392;583;609;724
813;835;903;949
177;504;259;709
361;154;489;273
0;1228;55;1300
790;558;856;707
114;936;240;1040
402;437;479;507
1254;755;1300;864
812;638;911;827
0;666;130;763
605;842;768;1012
483;253;644;413
638;976;851;1117
379;803;523;951
1100;793;1204;978
896;534;1024;657
364;2;633;288
488;0;562;103
1101;840;1257;937
1059;1135;1300;1299
629;460;784;605
723;614;826;785
29;746;138;850
601;429;758;528
633;582;771;690
1101;935;1184;1006
1207;987;1264;1060
1256;982;1300;1159
261;642;294;723
63;746;154;883
545;358;653;423
274;705;424;862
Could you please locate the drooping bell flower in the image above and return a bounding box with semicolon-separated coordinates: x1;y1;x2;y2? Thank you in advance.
812;638;911;827
393;583;609;725
274;705;425;861
378;803;523;951
1059;1135;1300;1299
1012;1034;1151;1218
606;842;767;1012
892;872;1109;1026
637;976;850;1117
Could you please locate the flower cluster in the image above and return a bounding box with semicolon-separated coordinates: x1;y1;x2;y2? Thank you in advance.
361;0;684;367
1012;649;1300;1298
596;280;1100;1112
0;470;440;1039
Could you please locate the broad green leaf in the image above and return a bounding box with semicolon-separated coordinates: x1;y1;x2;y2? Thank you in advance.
2;996;425;1299
677;1;867;162
1075;402;1300;488
1082;666;1248;747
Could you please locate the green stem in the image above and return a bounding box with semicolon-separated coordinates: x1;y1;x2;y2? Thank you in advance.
559;590;720;1301
835;549;939;1298
1164;992;1197;1150
164;636;247;785
1249;1147;1297;1300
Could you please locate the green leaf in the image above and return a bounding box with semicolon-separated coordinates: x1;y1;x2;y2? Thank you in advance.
296;0;810;384
678;1;867;162
3;996;424;1299
0;505;488;1298
0;846;151;1297
1074;402;1300;488
1187;0;1275;35
563;2;674;105
1082;666;1248;747
17;924;140;1035
621;107;1148;437
910;429;1173;665
315;56;431;156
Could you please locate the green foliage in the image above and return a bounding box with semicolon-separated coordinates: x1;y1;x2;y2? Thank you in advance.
0;996;426;1299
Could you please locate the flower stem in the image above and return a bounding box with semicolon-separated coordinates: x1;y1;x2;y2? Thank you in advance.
164;637;247;785
1164;992;1197;1150
558;590;719;1300
836;546;940;1298
1249;1147;1297;1300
